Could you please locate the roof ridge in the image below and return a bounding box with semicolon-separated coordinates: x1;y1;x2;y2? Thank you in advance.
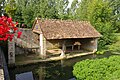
36;18;90;22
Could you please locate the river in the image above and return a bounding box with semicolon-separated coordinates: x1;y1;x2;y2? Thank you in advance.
9;52;114;80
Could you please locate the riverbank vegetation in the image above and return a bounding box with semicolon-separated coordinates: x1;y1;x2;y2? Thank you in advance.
73;56;120;80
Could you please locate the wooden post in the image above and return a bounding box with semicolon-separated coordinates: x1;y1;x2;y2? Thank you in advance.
8;38;15;64
39;34;46;59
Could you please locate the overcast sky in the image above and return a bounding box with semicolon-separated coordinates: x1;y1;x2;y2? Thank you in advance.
68;0;81;8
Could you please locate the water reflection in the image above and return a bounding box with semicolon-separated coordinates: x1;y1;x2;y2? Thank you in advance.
9;52;114;80
37;67;46;80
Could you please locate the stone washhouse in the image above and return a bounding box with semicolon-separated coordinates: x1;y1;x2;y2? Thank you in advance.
32;18;101;58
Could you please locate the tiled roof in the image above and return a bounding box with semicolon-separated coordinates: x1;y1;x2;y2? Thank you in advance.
33;19;101;39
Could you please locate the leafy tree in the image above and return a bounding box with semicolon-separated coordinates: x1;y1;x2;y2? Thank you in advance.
56;0;69;19
4;0;70;27
75;0;117;51
21;0;34;27
90;0;116;49
5;0;16;17
109;0;120;31
0;0;5;16
33;0;49;18
13;0;23;24
68;0;79;19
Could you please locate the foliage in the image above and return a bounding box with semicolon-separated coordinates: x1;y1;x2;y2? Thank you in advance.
3;0;120;53
68;0;79;19
109;41;120;53
5;0;16;17
0;16;21;41
21;0;34;28
109;0;120;31
73;56;120;80
0;0;5;16
109;33;120;53
6;0;69;28
56;0;69;19
11;0;23;24
33;0;60;19
75;0;118;52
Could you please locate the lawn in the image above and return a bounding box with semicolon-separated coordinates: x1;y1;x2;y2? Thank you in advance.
109;33;120;54
114;33;120;40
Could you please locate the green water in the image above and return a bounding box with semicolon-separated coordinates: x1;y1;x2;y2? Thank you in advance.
9;52;114;80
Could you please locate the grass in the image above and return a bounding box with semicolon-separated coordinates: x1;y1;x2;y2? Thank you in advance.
114;33;120;40
108;33;120;53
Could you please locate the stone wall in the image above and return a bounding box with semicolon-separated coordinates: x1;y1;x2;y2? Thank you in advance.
18;28;33;43
15;28;39;55
80;38;98;51
46;39;64;49
26;29;98;52
46;38;98;51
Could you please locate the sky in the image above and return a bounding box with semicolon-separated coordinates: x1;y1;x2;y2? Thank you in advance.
68;0;73;8
68;0;81;8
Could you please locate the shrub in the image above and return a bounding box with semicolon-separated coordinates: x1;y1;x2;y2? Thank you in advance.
73;56;120;80
0;16;22;41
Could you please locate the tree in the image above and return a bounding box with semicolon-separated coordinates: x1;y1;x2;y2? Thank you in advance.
75;0;98;20
21;0;34;27
69;0;79;19
75;0;117;51
5;0;16;17
4;0;70;27
0;0;5;16
109;0;120;31
33;0;59;19
12;0;23;24
56;0;69;19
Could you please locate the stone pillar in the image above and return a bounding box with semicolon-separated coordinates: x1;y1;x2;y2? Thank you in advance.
93;38;98;52
8;38;15;64
60;41;66;57
39;34;46;59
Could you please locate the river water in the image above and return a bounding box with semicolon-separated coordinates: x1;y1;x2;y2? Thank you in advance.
9;53;113;80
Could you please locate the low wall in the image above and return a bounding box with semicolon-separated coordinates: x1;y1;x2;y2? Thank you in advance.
15;28;39;55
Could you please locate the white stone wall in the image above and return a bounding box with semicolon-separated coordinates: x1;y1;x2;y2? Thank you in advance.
81;38;98;52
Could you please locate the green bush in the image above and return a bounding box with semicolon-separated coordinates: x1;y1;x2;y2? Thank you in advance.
73;56;120;80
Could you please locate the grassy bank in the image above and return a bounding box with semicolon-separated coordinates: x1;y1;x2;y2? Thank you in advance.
109;33;120;54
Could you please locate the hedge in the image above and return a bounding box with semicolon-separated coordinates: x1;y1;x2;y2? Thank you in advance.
73;56;120;80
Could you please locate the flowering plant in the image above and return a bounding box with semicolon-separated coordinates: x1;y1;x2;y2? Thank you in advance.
0;16;22;41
